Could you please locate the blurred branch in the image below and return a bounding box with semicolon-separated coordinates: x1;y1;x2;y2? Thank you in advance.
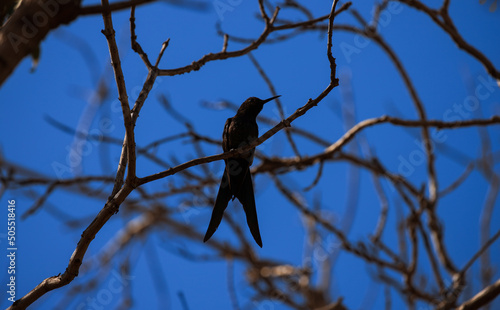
456;278;500;310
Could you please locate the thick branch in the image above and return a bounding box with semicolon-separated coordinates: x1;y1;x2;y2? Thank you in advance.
456;278;500;310
7;183;133;310
0;0;81;87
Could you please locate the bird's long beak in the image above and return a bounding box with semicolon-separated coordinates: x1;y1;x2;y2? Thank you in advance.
262;95;281;104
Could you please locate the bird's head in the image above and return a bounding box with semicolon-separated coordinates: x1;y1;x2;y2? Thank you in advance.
237;95;281;118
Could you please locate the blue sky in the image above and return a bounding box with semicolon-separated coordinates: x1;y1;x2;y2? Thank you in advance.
1;0;499;309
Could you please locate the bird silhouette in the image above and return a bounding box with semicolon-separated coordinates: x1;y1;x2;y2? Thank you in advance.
203;95;280;247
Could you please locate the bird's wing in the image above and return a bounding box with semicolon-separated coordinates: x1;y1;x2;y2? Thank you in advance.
247;123;257;166
235;167;262;247
222;117;232;153
223;116;251;196
223;117;237;194
204;167;232;243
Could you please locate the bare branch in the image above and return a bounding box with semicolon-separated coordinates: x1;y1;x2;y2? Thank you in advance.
101;0;136;183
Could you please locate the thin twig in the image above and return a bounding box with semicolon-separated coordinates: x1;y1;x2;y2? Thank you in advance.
101;0;136;184
462;228;500;274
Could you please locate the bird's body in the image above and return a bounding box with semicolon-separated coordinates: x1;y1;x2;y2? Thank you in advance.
203;96;280;247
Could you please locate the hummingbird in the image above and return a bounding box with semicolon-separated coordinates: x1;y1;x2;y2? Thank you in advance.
203;95;281;247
